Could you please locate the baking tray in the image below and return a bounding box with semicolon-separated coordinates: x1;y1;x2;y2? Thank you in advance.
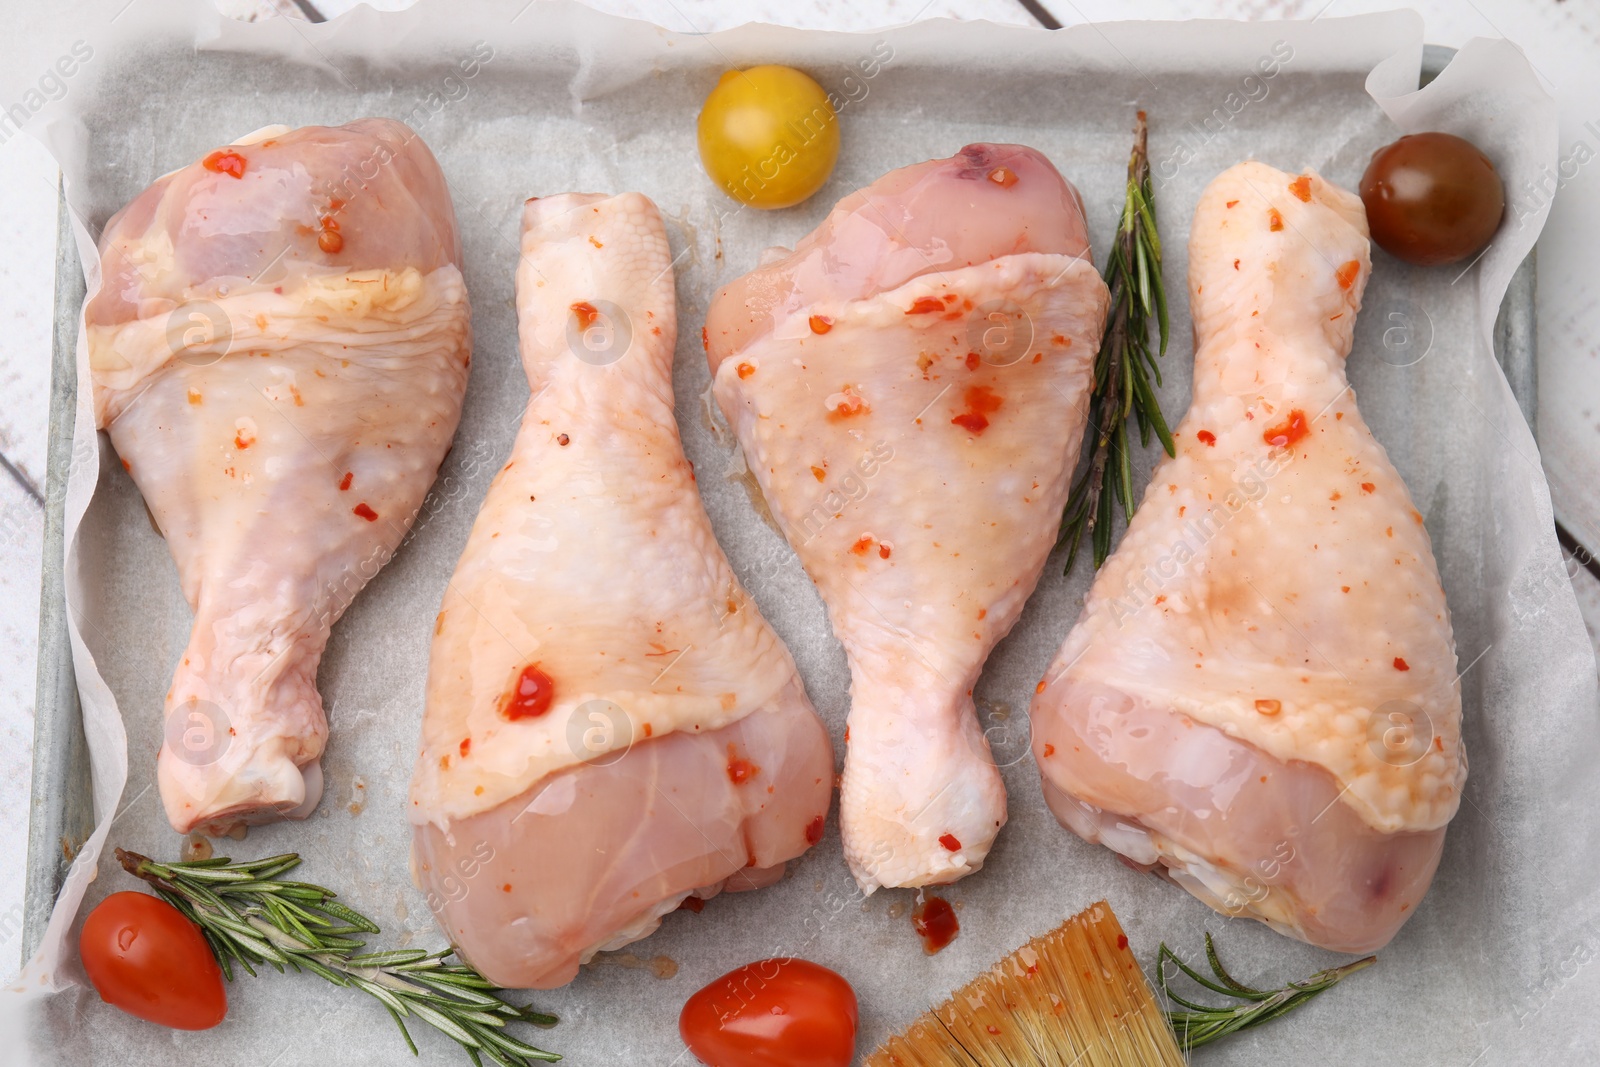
20;31;1539;1003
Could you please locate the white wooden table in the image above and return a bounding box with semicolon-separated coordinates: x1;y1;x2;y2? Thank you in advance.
4;0;1599;981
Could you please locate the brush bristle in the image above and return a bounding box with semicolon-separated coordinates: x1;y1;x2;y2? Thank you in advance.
864;900;1185;1067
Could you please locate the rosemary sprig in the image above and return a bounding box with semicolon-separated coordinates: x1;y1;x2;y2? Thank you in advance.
115;848;559;1066
1157;931;1376;1050
1060;110;1174;572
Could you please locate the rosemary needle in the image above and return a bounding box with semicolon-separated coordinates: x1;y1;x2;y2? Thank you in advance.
1158;931;1376;1050
116;848;560;1066
1060;109;1174;572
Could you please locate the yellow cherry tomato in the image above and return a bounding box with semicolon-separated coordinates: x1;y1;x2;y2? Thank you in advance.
697;65;840;210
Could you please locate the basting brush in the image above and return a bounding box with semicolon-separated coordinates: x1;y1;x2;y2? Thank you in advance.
865;900;1374;1066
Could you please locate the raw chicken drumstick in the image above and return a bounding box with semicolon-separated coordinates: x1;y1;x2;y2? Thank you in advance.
409;192;833;989
707;145;1110;891
86;119;471;835
1030;162;1465;953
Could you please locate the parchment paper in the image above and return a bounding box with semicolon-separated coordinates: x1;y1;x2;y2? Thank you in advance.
7;2;1597;1063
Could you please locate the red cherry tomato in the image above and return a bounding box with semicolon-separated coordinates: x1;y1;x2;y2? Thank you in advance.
680;958;857;1067
79;891;227;1030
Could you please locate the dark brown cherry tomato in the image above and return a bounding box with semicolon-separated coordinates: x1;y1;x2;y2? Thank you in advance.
79;891;227;1030
680;958;857;1067
1359;132;1504;267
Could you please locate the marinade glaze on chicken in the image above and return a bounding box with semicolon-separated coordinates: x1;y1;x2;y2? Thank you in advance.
1031;163;1464;953
708;144;1110;891
88;119;471;835
410;193;832;988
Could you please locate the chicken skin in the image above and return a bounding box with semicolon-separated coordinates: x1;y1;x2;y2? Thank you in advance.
86;119;471;834
409;192;832;989
1030;162;1465;953
707;145;1109;892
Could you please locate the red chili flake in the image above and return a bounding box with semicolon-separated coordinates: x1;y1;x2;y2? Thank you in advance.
939;833;962;852
1117;934;1130;950
1196;430;1217;446
1042;743;1056;757
809;314;833;334
1335;260;1361;290
878;543;892;560
677;896;705;913
701;326;709;352
1394;657;1411;671
501;884;512;893
826;387;870;421
571;301;601;329
736;362;755;379
1262;409;1309;449
726;746;760;785
338;472;353;491
1226;199;1240;208
907;296;945;315
1233;258;1241;270
557;433;570;446
1268;208;1284;232
850;535;874;556
202;150;247;178
804;815;825;845
968;385;1003;414
234;432;254;450
965;352;980;371
352;502;378;521
951;385;1003;435
1288;175;1312;202
987;166;1018;188
459;738;471;758
502;664;555;720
